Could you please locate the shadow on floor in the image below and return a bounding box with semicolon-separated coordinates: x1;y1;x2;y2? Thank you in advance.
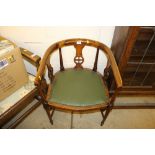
16;104;155;129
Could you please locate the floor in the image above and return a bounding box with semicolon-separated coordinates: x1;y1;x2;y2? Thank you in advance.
16;96;155;129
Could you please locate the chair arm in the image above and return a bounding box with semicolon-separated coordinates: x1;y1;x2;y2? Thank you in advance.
35;57;48;86
34;43;57;86
20;47;41;69
109;53;122;88
104;46;123;89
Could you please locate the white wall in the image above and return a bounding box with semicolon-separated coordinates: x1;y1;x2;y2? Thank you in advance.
0;27;115;75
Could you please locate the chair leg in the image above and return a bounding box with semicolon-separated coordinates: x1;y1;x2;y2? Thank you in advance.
43;104;55;125
70;111;73;129
100;106;111;126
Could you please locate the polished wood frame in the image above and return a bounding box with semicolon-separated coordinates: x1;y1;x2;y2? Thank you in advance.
35;38;122;126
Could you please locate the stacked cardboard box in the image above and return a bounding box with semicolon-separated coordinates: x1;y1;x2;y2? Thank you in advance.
0;36;28;101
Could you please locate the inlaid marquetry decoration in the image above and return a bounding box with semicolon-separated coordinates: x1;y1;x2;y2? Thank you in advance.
74;41;85;68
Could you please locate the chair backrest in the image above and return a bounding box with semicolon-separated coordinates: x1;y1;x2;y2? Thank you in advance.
35;38;122;89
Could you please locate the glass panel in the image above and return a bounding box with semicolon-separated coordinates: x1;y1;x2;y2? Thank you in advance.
124;27;155;87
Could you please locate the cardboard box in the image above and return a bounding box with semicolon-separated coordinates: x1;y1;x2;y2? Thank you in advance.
0;38;28;101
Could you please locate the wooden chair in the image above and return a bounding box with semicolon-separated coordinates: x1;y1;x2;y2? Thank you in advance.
35;38;122;126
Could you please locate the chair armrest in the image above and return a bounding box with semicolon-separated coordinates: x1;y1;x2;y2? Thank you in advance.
109;53;123;88
34;43;57;86
104;46;123;89
20;47;41;69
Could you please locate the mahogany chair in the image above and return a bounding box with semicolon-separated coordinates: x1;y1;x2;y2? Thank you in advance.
35;38;122;126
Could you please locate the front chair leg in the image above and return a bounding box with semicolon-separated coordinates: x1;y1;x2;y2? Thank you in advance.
100;106;111;126
43;104;55;125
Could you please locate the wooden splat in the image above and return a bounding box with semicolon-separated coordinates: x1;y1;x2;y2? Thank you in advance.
74;41;85;68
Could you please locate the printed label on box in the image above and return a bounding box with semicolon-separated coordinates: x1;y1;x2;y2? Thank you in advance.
0;59;8;70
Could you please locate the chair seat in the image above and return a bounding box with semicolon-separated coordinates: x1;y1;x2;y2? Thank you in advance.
47;69;109;107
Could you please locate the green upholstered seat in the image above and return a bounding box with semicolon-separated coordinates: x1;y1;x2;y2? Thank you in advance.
48;69;109;107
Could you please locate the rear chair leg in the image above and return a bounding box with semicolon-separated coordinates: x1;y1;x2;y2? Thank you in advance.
43;104;55;125
71;111;73;129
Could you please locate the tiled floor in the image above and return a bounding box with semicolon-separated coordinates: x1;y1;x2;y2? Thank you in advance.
16;96;155;129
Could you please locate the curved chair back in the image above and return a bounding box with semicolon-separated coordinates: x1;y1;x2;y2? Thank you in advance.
35;38;122;90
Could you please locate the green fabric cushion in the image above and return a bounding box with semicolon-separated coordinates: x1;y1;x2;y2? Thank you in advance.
48;69;109;106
